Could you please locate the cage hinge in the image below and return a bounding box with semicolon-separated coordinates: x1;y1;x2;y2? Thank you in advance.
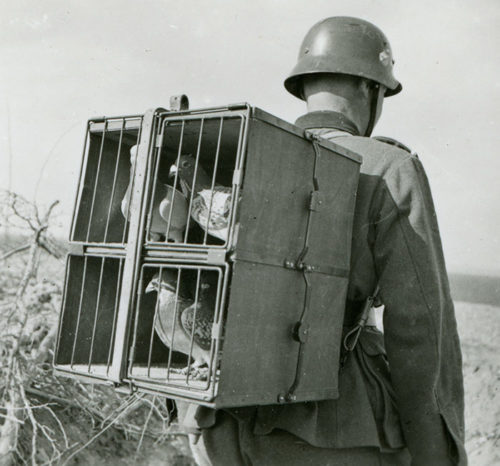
68;243;85;256
292;322;310;343
277;392;297;403
155;132;164;148
309;190;323;211
232;169;243;186
206;249;227;265
283;259;316;273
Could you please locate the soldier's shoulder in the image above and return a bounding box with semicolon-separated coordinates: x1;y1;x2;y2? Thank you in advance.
333;135;417;164
372;136;418;157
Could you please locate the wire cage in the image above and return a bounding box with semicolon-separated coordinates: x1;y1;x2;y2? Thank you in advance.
54;104;362;408
145;113;245;248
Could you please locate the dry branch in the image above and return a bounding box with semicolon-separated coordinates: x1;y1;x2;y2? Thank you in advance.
0;191;190;465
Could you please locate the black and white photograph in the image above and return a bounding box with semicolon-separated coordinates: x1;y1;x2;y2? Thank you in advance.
0;1;498;465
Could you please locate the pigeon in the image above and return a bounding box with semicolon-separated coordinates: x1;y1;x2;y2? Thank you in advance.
121;145;188;242
158;186;189;243
145;271;213;369
169;154;232;242
120;145;139;220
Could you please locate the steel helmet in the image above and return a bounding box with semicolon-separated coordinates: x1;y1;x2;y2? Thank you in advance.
284;17;402;99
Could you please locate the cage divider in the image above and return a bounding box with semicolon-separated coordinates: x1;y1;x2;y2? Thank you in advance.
121;118;144;244
145;125;163;242
108;108;159;382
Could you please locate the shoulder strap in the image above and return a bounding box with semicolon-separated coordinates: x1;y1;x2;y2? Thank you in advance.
340;284;380;368
373;136;417;156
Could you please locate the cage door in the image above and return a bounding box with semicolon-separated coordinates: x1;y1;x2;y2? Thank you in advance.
55;109;163;383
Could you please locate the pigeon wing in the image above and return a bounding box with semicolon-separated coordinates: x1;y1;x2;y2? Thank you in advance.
191;187;231;241
180;304;213;351
154;294;189;347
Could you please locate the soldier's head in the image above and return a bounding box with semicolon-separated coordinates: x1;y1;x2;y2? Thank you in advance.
284;17;401;136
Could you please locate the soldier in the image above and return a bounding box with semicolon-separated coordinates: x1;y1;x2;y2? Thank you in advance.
182;17;467;465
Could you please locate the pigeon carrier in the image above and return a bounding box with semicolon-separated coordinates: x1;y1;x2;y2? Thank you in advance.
54;101;362;408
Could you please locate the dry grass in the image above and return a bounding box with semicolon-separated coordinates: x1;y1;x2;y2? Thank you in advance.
0;191;195;465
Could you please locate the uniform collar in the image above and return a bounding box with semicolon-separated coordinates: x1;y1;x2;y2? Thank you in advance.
294;111;360;135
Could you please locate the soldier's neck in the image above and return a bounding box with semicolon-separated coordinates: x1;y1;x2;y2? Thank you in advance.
302;75;372;135
306;92;363;134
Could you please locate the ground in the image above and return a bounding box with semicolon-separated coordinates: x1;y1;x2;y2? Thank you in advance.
455;301;500;466
0;243;498;464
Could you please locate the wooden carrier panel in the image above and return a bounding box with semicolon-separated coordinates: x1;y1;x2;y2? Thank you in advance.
54;105;362;408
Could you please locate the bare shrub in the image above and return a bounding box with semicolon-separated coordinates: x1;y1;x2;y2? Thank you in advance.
0;191;192;465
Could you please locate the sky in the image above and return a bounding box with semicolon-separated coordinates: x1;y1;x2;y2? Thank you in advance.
0;0;499;275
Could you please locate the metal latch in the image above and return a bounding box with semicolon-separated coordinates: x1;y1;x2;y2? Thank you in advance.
309;190;323;211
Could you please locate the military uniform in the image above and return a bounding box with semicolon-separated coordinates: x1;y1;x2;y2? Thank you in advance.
181;15;466;466
181;110;466;465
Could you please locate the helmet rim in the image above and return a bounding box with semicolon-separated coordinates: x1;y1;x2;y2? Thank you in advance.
284;17;402;100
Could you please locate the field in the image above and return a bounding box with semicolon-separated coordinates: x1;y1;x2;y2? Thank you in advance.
455;301;500;465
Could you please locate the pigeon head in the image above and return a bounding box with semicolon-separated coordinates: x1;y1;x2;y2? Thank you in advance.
145;270;179;294
169;154;212;195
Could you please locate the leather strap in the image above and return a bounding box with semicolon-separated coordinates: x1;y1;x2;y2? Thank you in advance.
364;84;385;137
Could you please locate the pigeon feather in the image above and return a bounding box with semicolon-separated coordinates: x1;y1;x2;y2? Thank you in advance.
145;271;213;367
169;154;232;241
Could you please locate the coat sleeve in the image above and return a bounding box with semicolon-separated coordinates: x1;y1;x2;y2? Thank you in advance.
372;156;466;465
